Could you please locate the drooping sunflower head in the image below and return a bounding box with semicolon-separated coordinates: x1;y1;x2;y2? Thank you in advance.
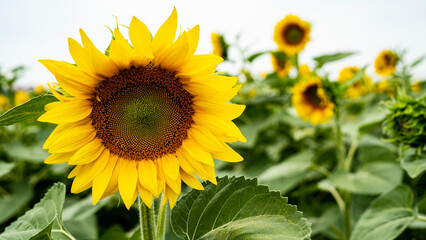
338;66;372;99
271;52;292;78
211;32;228;60
38;8;246;210
274;15;311;56
291;77;334;125
375;50;398;76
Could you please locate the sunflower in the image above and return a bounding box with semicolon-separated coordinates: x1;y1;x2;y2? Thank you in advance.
338;66;372;98
0;94;9;111
373;80;394;96
38;8;246;210
411;80;422;93
375;50;398;76
274;15;311;56
298;64;311;77
211;32;228;60
35;84;45;95
15;90;30;105
291;77;334;125
271;52;292;78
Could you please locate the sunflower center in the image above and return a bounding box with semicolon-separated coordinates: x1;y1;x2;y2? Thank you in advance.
304;85;323;107
91;66;194;161
283;24;304;45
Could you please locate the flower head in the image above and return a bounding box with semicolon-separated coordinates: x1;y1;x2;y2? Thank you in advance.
211;32;228;60
375;50;398;76
38;8;246;209
35;85;45;95
291;77;334;125
15;90;30;105
0;94;9;111
274;15;311;56
298;64;311;77
338;66;372;98
271;52;292;78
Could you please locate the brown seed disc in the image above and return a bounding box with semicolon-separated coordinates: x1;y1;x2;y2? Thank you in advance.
303;84;323;108
282;24;305;45
91;65;194;161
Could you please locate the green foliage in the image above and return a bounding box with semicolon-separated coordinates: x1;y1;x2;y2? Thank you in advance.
0;182;33;225
0;161;15;178
351;185;416;240
401;147;426;178
0;183;72;240
313;52;356;67
171;176;311;240
0;94;57;126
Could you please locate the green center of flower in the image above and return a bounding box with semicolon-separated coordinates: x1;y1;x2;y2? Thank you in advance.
283;24;304;45
91;66;194;161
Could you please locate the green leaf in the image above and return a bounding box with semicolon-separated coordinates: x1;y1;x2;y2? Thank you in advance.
351;185;416;240
0;182;74;240
247;51;271;62
401;148;426;178
4;141;49;163
0;161;15;178
171;176;311;240
0;181;33;225
0;94;58;126
358;135;397;163
328;162;402;195
29;219;54;240
313;52;356;67
259;150;314;193
100;225;127;240
411;55;425;68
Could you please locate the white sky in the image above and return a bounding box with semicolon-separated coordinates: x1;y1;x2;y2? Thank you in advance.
1;0;425;88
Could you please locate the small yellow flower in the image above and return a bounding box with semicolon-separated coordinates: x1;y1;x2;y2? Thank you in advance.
412;80;422;93
298;64;311;77
374;50;398;76
274;15;311;56
248;89;257;99
211;32;228;59
15;90;30;105
291;77;334;125
271;53;292;78
338;66;372;98
35;85;45;94
0;94;10;111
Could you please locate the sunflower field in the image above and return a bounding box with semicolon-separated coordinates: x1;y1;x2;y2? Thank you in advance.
0;5;426;240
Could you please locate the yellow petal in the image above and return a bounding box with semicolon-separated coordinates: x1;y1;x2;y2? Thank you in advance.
101;157;124;199
177;55;222;78
92;154;118;205
138;184;153;208
193;101;245;121
39;59;100;86
152;7;177;57
157;155;179;180
177;149;211;179
38;99;92;124
181;140;214;166
157;33;189;70
109;28;133;68
68;138;104;165
137;160;158;196
129;16;154;64
212;143;244;162
68;38;96;75
118;160;138;209
46;122;96;153
68;165;82;179
45;152;75;164
186;25;200;57
188;125;226;152
165;185;179;209
180;170;204;190
163;171;181;197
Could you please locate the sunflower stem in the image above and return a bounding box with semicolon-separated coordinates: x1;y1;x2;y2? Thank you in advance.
156;194;168;240
138;197;156;240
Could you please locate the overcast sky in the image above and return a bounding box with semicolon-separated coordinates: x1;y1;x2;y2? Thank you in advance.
1;0;425;88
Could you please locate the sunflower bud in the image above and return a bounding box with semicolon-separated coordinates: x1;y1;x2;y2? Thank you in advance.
383;96;426;148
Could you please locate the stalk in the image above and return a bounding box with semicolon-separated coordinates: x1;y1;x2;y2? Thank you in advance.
138;197;156;240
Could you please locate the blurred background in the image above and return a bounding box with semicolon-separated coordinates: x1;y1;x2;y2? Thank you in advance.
1;0;426;88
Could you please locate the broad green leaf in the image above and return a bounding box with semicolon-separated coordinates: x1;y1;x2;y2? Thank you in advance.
410;198;426;229
313;52;356;67
0;94;57;126
0;161;15;178
4;141;49;163
329;162;402;195
411;55;425;68
351;185;415;240
401;148;426;178
247;51;271;62
171;176;311;240
0;181;33;225
100;225;127;240
0;183;74;240
29;219;54;240
259;150;314;193
358;135;397;163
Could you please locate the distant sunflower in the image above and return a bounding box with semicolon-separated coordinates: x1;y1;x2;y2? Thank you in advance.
338;66;372;98
291;77;334;125
38;8;246;209
35;85;45;95
373;80;394;96
298;64;312;77
274;15;311;56
375;50;398;76
211;32;228;60
271;53;292;78
411;80;422;93
15;90;30;105
0;94;9;111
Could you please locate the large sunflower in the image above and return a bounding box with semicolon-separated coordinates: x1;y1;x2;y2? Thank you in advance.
38;8;246;209
291;77;334;125
274;15;311;56
374;50;398;76
271;52;292;78
338;66;372;98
